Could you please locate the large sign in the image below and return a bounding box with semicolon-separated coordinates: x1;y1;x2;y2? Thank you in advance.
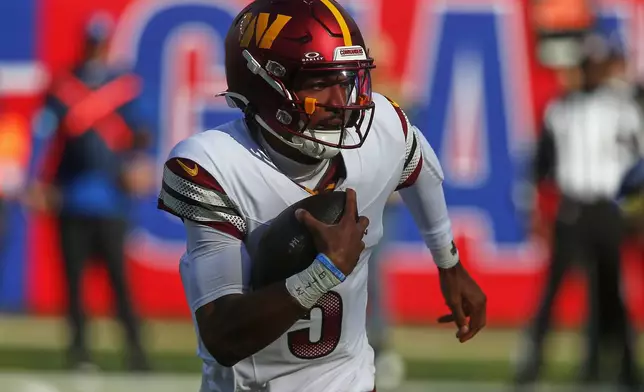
1;0;643;328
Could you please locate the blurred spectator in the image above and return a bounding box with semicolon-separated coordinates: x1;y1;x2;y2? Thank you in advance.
25;13;154;371
516;33;641;389
528;64;584;244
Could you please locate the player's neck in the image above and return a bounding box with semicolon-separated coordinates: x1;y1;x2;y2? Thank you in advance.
261;129;321;165
244;118;321;165
257;129;329;182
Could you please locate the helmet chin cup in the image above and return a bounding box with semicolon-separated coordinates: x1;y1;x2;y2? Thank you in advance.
296;136;341;160
295;128;343;159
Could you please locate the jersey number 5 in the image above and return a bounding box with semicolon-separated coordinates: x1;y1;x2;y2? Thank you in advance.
287;291;343;359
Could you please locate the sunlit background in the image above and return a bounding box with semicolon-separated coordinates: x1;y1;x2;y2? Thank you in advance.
0;0;643;390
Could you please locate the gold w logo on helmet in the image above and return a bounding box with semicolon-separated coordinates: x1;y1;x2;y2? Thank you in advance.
239;13;292;50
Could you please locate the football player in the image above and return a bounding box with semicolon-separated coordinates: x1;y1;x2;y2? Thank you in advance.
158;1;487;391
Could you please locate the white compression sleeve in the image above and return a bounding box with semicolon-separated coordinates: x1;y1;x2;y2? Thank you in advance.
399;127;459;269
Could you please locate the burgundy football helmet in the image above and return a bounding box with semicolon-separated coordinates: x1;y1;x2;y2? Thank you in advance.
220;0;375;159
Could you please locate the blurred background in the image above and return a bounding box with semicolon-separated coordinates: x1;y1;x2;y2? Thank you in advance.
1;0;644;390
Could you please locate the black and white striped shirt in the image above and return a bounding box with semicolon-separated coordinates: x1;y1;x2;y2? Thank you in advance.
536;86;644;202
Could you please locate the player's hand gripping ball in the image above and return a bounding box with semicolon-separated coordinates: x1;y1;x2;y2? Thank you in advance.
251;191;353;288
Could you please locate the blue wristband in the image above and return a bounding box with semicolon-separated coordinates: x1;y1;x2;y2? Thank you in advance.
315;253;346;282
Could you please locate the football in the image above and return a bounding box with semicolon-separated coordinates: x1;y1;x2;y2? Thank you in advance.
251;191;348;289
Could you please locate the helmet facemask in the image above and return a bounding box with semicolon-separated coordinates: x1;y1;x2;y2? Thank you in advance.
285;67;375;159
224;49;375;160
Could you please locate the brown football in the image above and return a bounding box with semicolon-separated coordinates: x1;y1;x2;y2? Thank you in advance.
251;191;347;289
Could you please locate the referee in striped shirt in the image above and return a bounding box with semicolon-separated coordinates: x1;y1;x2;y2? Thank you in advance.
517;34;643;389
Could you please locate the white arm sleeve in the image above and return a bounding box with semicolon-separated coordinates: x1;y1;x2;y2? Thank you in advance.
399;127;459;268
181;219;252;312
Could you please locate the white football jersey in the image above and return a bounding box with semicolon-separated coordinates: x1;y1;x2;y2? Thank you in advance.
158;93;424;392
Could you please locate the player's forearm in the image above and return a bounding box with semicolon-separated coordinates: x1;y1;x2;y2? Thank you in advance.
197;281;307;367
399;172;459;269
198;254;344;366
397;129;459;268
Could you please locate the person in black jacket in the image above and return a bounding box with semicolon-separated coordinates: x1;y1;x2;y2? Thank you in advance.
27;13;154;371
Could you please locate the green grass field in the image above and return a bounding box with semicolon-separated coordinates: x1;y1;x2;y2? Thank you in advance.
0;315;640;390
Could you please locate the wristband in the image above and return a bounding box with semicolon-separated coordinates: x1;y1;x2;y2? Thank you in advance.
285;253;345;308
431;241;460;269
314;253;346;282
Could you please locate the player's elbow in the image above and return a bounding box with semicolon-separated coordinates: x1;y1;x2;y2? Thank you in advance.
196;298;248;367
202;335;243;367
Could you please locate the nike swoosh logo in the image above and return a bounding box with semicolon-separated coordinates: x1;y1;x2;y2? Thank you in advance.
176;159;198;176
